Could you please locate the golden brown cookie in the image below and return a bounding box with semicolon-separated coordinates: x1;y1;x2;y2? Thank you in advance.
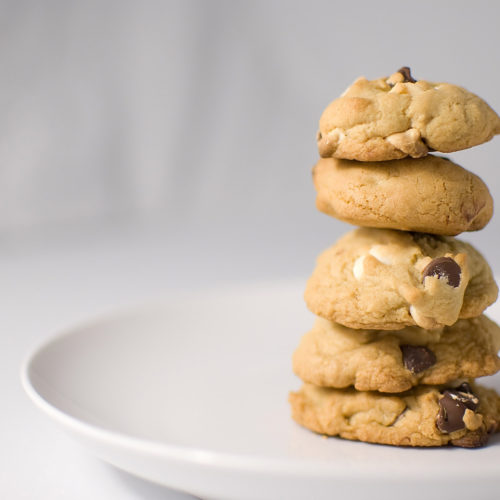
304;228;498;330
313;155;493;235
289;382;500;447
317;67;500;161
292;316;500;393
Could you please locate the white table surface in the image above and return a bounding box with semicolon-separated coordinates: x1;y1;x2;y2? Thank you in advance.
3;219;311;499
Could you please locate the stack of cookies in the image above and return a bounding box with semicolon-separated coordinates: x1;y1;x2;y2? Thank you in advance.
289;67;500;447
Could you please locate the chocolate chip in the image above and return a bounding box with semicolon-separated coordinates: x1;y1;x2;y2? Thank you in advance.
436;384;480;434
400;345;436;374
437;394;467;433
422;257;461;288
397;66;417;83
455;382;476;399
451;430;489;448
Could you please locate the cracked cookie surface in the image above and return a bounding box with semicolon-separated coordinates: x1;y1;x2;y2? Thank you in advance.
289;382;500;447
293;316;500;393
313;155;493;235
304;228;498;330
317;68;500;161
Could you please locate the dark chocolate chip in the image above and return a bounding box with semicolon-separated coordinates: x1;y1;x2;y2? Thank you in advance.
448;384;479;410
436;384;480;434
455;382;475;397
397;66;417;83
422;257;461;288
451;430;489;448
400;345;436;374
436;393;467;433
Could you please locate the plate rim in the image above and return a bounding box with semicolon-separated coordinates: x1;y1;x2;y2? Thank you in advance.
20;294;500;483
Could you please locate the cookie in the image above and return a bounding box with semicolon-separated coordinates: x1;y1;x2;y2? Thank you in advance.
289;382;500;447
313;155;493;236
304;228;498;330
292;316;500;393
317;67;500;161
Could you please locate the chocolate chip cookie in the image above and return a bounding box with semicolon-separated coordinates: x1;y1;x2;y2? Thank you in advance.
289;382;500;447
313;155;493;235
304;228;498;330
292;316;500;393
317;67;500;161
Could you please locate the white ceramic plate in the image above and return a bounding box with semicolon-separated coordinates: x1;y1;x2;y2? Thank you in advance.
22;283;500;500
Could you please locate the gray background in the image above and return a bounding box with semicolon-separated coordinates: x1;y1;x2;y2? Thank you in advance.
2;0;500;276
4;2;500;499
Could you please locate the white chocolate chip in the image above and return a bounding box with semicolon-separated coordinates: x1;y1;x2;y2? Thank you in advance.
368;245;393;265
386;128;428;157
329;128;346;143
386;72;404;86
388;82;407;94
409;305;428;327
409;305;439;330
409;305;419;322
353;255;366;280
